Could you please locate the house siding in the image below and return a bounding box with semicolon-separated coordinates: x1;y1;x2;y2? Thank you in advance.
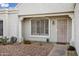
73;3;79;55
22;16;71;43
22;18;57;42
18;3;74;15
0;9;18;39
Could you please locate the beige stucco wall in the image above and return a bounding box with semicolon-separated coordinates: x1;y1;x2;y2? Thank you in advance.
72;3;79;55
67;19;72;42
18;3;74;43
0;9;18;39
0;13;9;37
8;13;18;38
0;4;74;44
22;16;71;43
18;3;74;15
22;18;57;42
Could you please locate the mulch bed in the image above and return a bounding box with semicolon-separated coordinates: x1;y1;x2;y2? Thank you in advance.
0;43;53;56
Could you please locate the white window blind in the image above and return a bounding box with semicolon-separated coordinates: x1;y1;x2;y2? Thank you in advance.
31;18;49;35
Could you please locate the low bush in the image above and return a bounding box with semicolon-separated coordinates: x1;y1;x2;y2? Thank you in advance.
0;36;9;45
68;46;75;51
10;36;17;44
23;40;31;44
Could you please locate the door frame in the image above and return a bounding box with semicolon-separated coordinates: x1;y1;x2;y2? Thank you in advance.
56;16;71;44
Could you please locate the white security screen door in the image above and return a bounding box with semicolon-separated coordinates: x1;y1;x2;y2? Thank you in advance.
57;19;67;43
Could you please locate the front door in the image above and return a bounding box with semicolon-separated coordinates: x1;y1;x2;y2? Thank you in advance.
0;21;3;36
57;19;67;43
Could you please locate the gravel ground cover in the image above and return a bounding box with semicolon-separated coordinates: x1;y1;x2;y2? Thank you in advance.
0;43;53;56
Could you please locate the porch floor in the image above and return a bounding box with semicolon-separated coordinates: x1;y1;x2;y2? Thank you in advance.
48;44;78;56
48;44;68;56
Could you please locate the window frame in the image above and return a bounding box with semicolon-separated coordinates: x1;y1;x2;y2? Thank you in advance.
30;18;50;37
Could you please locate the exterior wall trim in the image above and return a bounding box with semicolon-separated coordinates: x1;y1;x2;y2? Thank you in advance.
0;9;18;14
18;11;74;17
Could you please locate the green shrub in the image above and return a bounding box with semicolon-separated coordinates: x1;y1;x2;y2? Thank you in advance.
0;36;9;45
23;40;31;44
0;37;3;44
10;36;17;44
68;46;75;51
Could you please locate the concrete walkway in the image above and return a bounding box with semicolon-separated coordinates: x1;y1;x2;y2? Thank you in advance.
48;44;68;56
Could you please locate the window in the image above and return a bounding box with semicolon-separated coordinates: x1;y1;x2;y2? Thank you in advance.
31;18;49;35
